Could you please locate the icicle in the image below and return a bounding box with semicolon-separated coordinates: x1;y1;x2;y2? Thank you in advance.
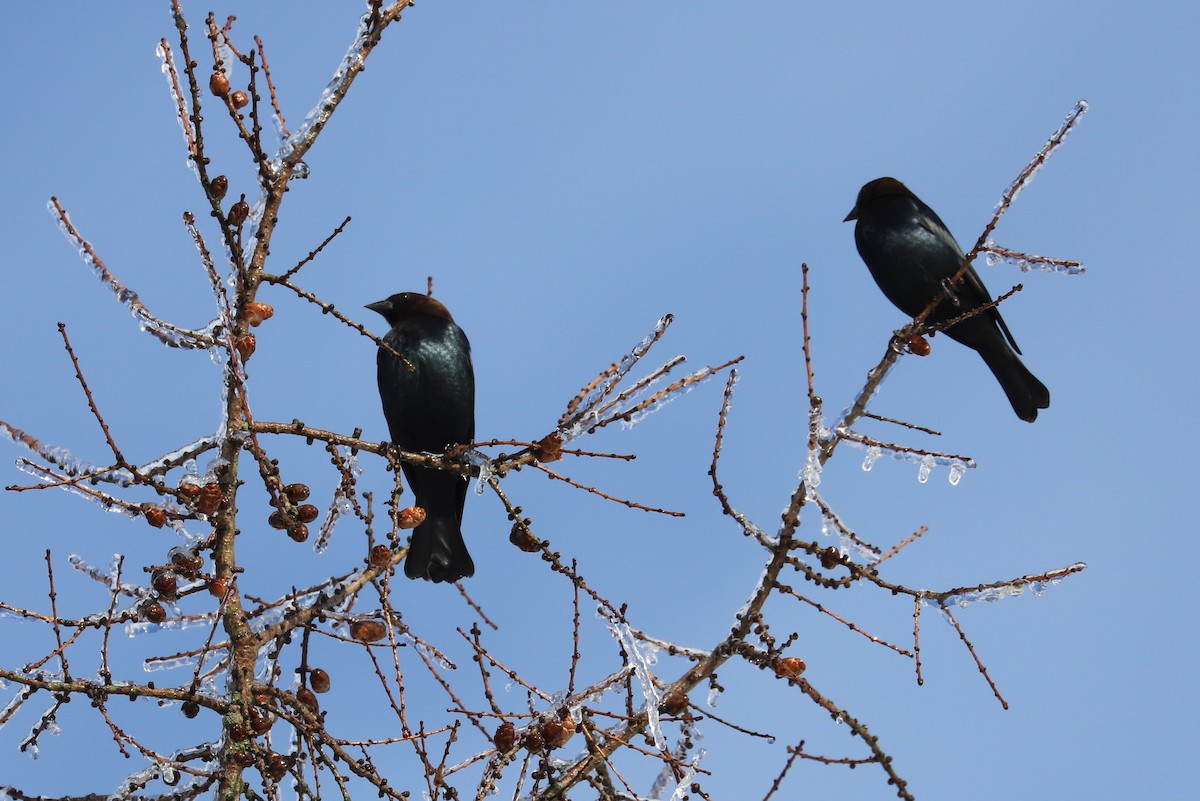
916;455;935;483
862;445;882;472
605;619;664;749
468;451;494;496
800;407;826;488
667;749;707;801
314;502;340;554
838;433;977;482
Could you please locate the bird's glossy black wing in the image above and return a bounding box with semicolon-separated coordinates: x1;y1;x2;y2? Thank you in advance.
913;200;1021;353
377;322;475;451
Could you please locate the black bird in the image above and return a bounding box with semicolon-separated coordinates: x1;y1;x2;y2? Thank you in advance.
367;292;475;582
844;177;1049;422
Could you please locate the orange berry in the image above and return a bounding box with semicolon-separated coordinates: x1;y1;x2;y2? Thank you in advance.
368;544;392;568
309;668;331;694
198;482;222;514
775;656;806;678
542;715;576;749
533;432;563;463
397;506;426;529
228;721;249;742
264;752;288;781
227;197;250;226
209;72;230;96
494;721;516;752
349;618;387;643
152;570;178;600
143;505;167;528
248;706;275;734
509;524;540;553
524;730;545;753
296;687;319;714
245;301;274;327
660;690;688;715
234;334;256;362
142;601;167;624
169;547;203;577
283;483;310;502
820;548;840;570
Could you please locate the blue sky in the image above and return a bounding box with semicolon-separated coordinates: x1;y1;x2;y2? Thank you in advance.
1;3;1195;799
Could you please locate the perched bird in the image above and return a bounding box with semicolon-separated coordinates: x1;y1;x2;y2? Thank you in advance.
844;177;1049;422
367;292;476;582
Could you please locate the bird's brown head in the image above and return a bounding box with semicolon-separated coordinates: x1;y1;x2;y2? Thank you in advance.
844;177;913;222
366;292;455;327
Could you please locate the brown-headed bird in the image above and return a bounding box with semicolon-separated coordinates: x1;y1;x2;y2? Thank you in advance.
844;177;1049;422
367;292;475;582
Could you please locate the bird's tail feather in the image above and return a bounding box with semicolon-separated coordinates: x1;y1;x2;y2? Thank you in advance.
404;514;474;583
980;346;1050;423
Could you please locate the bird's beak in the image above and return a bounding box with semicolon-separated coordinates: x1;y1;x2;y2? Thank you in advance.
843;207;858;223
365;300;391;317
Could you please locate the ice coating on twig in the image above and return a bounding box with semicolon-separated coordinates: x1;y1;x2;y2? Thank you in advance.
47;200;218;350
155;41;200;178
651;748;707;801
136;434;224;476
559;315;675;440
982;241;1087;276
840;427;975;485
0;688;29;732
605;618;665;750
67;554;145;598
126;615;219;639
929;561;1087;610
114;764;165;797
615;361;715;431
995;100;1089;213
314;501;340;554
142;653;205;673
2;421;132;485
272;8;373;168
14;460;136;516
815;501;877;562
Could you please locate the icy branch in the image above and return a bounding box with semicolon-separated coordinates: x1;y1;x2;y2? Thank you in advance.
47;198;219;350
